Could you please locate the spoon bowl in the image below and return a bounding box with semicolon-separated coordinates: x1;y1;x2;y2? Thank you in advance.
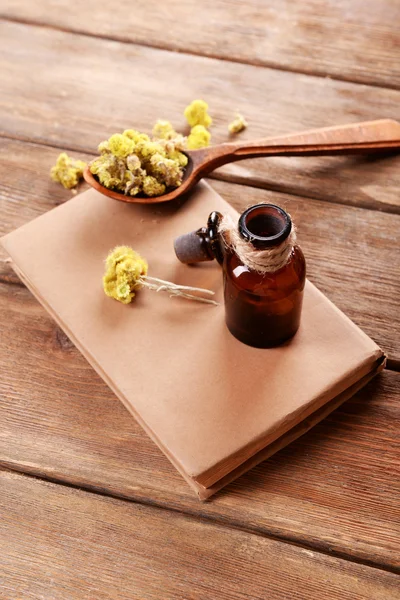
84;119;400;204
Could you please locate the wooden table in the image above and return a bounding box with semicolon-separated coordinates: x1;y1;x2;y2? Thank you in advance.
1;3;399;598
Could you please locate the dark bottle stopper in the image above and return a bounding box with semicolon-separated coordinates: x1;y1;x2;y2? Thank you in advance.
174;211;224;265
174;230;213;263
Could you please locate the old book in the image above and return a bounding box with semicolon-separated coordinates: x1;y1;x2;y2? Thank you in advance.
1;183;385;500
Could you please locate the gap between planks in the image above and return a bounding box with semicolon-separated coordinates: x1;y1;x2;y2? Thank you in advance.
1;132;399;216
1;463;399;577
0;15;399;93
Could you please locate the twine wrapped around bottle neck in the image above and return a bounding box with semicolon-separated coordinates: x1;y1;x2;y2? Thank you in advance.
219;213;297;274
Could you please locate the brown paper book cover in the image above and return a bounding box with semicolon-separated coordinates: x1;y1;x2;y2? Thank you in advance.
1;182;385;500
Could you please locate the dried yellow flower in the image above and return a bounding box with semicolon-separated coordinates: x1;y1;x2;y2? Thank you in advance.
90;155;123;191
187;125;211;150
150;154;183;187
103;246;148;304
143;175;166;197
108;134;135;158
160;136;189;166
184;99;212;128
135;140;165;162
50;153;86;189
126;154;141;172
229;113;248;134
103;246;218;306
98;140;110;154
123;129;150;143
161;134;187;153
152;120;178;140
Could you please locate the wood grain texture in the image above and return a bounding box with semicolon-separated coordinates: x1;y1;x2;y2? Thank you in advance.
1;132;399;567
0;139;92;282
2;470;399;600
1;3;399;592
1;138;399;360
1;277;399;570
2;0;400;89
1;21;400;212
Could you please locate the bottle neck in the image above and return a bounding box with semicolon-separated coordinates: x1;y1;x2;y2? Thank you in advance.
238;204;292;249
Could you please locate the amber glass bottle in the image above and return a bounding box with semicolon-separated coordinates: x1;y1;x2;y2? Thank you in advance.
223;204;306;348
174;204;306;348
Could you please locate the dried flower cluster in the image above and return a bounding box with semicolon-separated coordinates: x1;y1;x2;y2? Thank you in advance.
90;126;188;197
184;99;213;129
50;153;86;189
184;99;212;150
103;245;148;304
187;124;211;150
103;246;218;305
228;113;248;134
51;99;247;197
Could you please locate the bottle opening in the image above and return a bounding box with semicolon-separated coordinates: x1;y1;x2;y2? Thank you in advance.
239;204;292;248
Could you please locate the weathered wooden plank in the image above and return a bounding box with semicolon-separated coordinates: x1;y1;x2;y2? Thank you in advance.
1;469;399;600
1;138;399;360
1;21;400;212
2;0;400;89
1;279;399;570
0;139;91;282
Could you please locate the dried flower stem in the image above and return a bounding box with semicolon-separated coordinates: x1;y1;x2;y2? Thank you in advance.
139;276;219;305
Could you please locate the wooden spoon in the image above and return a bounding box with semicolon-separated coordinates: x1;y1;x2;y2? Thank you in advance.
83;119;400;204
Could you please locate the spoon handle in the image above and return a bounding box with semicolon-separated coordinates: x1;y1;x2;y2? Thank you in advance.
212;119;400;164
